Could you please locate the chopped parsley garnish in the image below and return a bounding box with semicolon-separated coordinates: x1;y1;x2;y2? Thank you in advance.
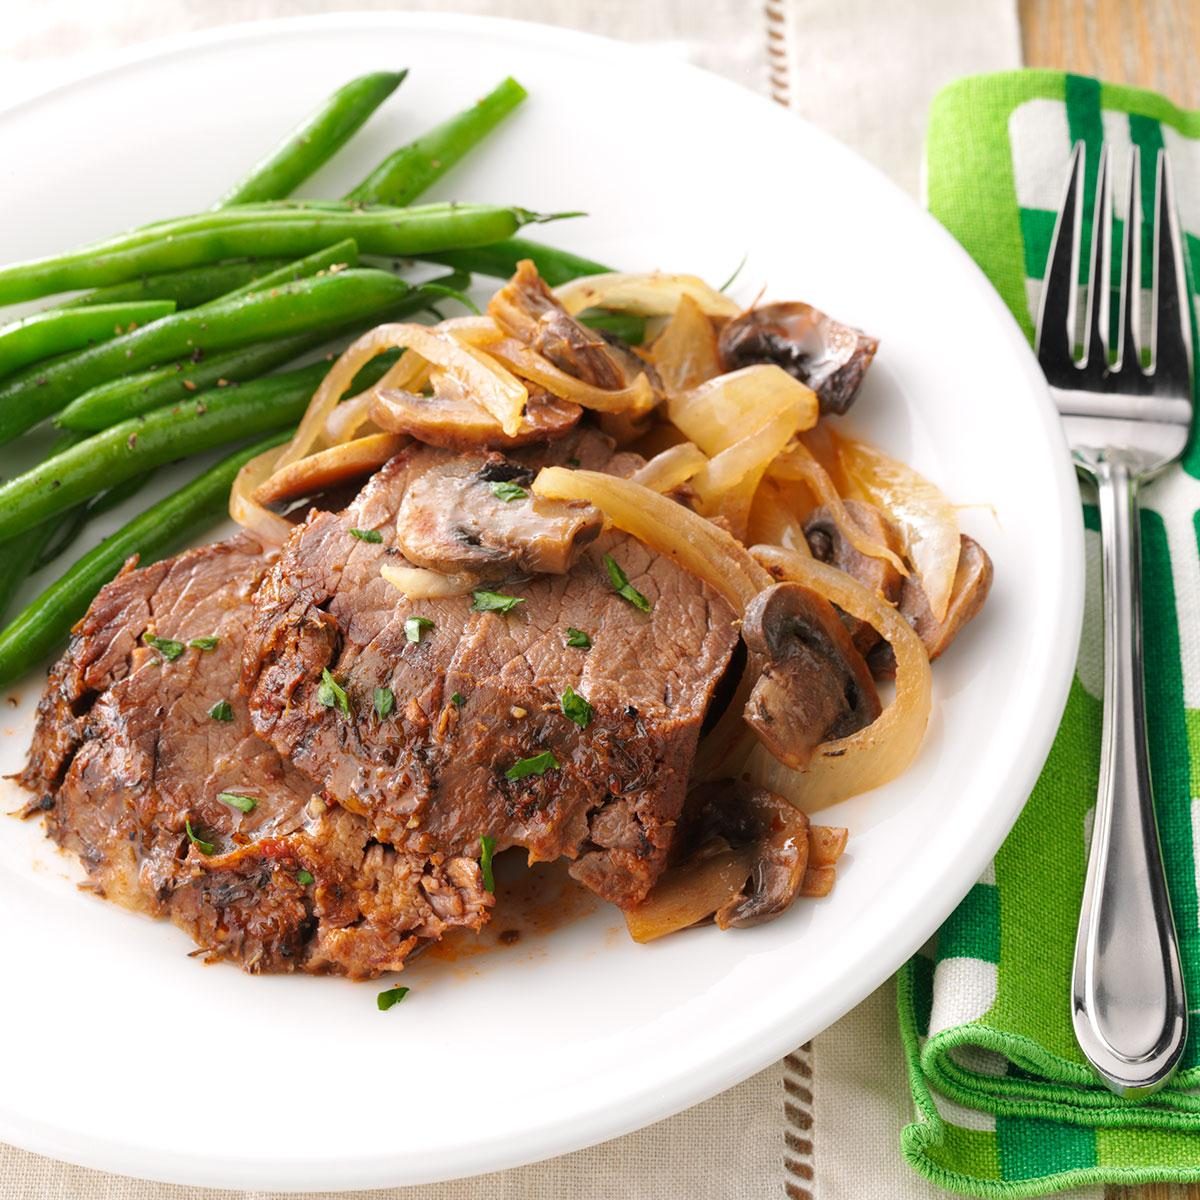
317;668;351;717
296;869;315;886
377;985;410;1011
374;686;395;719
504;749;560;781
565;627;591;649
404;615;434;644
208;700;234;722
450;691;466;707
144;634;184;661
490;480;528;502
217;791;256;814
603;554;652;612
566;457;581;467
184;819;214;855
471;589;525;613
479;835;497;893
189;635;219;651
349;528;383;543
561;685;593;729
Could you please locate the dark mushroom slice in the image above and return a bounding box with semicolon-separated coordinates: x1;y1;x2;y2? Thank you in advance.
718;301;879;415
395;451;603;578
489;259;647;390
707;785;810;929
868;534;993;678
372;384;582;451
804;499;903;655
623;780;850;940
741;582;881;771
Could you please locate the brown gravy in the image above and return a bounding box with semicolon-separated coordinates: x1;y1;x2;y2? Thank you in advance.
424;852;602;964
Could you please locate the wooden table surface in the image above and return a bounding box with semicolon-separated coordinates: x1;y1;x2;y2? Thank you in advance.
1014;8;1199;1199
1021;7;1196;1197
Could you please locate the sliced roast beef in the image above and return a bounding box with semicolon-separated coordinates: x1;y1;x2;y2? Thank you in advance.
243;431;740;908
19;536;490;977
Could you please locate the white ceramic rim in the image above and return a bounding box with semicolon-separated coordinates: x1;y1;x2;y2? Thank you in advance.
0;12;1085;1189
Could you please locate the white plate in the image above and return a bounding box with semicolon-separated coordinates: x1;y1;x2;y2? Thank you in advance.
0;13;1083;1191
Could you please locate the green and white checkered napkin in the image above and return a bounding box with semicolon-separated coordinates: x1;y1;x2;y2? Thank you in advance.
899;71;1200;1197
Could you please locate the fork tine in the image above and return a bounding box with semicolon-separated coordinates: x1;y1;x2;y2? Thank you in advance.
1036;141;1086;374
1150;151;1193;392
1083;144;1113;373
1115;145;1142;375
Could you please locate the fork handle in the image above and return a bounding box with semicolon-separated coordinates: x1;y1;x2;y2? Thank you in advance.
1072;454;1187;1096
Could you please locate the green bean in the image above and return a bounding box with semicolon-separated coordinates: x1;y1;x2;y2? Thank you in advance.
0;280;449;540
55;259;292;310
420;237;610;286
0;300;175;380
0;526;47;626
0;366;328;539
0;268;414;442
32;471;158;571
0;430;85;622
56;241;361;430
0;203;552;304
220;71;408;207
0;435;288;687
346;77;527;205
58;335;322;432
215;238;359;300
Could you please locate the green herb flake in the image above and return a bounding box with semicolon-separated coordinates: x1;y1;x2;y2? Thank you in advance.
188;635;219;651
471;590;525;614
217;791;257;814
296;869;315;886
566;457;581;467
349;527;383;543
560;685;593;729
479;835;497;893
450;692;466;707
377;985;410;1012
565;627;591;649
374;686;395;719
405;615;434;644
603;554;652;612
317;667;352;718
184;818;215;856
208;699;234;722
504;749;561;782
490;480;528;502
145;634;185;661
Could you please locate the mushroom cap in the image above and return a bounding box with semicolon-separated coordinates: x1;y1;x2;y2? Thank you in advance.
623;780;850;939
395;452;603;578
687;781;811;929
741;581;881;770
804;499;903;654
718;301;878;416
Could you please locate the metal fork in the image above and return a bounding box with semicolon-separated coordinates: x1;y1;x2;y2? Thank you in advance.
1036;141;1193;1097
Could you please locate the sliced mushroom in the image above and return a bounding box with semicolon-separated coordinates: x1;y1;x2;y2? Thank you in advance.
489;259;645;390
718;302;879;415
868;534;993;678
741;582;881;770
372;383;582;451
252;433;408;507
804;500;903;654
395;452;603;577
707;785;810;928
623;780;850;939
